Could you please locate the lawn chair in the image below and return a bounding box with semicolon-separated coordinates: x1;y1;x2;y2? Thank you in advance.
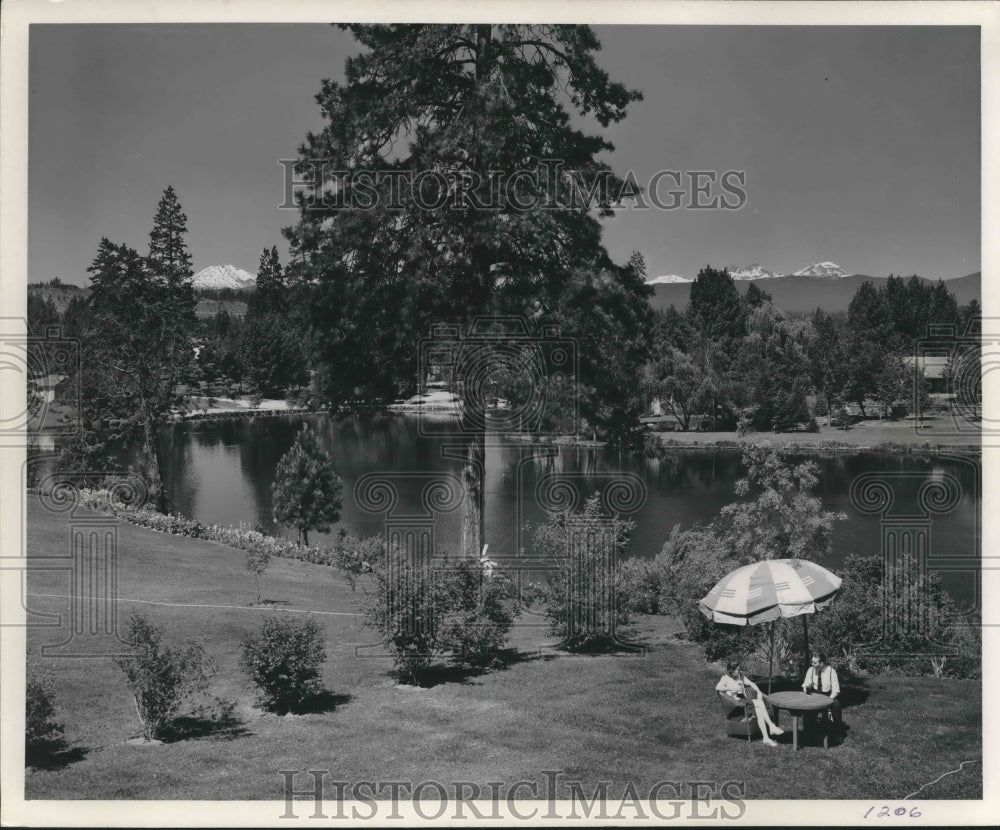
717;691;761;743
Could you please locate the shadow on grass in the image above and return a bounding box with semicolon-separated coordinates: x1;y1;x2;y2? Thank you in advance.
160;713;251;743
751;670;871;710
393;634;655;688
293;689;352;715
394;647;561;688
259;689;353;716
25;737;89;771
558;634;649;655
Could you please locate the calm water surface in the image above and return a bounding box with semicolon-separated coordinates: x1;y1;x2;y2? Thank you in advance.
131;414;978;606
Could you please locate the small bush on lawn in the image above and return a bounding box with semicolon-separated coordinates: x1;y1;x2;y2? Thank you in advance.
363;548;439;684
363;548;519;684
114;614;211;741
245;543;271;605
240;616;326;713
437;557;518;668
26;673;64;745
532;492;635;651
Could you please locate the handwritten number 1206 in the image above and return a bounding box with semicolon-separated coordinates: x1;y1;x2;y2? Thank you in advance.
864;806;922;818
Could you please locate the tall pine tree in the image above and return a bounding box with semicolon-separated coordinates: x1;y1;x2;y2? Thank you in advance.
285;24;645;556
248;246;286;316
78;187;198;508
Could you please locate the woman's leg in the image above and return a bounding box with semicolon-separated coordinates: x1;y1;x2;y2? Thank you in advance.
751;699;783;734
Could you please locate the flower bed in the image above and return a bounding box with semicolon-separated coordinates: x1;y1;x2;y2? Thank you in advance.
68;489;376;583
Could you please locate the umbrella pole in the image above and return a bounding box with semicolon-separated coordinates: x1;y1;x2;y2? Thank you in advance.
768;620;774;695
802;615;810;676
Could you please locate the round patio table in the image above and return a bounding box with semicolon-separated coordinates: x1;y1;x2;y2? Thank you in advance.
765;691;835;751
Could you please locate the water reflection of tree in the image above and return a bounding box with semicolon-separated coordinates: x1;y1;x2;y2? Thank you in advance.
158;422;196;517
238;419;288;533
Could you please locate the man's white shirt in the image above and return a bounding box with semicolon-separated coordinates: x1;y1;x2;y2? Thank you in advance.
803;665;840;697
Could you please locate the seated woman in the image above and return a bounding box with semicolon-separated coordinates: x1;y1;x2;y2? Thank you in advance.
715;661;784;747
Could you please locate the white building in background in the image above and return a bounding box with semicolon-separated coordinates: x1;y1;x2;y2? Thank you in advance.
31;373;67;404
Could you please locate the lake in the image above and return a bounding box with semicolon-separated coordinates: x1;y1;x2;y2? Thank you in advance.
121;413;979;607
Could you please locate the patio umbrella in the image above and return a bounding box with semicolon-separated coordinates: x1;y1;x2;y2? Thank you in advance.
698;558;842;691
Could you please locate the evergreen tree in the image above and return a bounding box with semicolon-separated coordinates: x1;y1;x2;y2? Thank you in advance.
61;294;89;342
551;258;652;444
248;246;286;317
84;240;195;503
148;186;195;294
743;281;771;309
807;309;848;426
27;293;60;336
79;190;198;506
241;247;306;396
285;24;643;556
687;266;744;342
960;298;981;333
271;424;343;546
847;280;891;342
239;313;309;397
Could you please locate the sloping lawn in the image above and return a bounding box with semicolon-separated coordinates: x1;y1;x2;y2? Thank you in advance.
24;502;981;800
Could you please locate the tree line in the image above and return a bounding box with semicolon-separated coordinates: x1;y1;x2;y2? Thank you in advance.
645;266;979;433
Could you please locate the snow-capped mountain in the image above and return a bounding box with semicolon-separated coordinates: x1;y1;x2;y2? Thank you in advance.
727;263;782;281
645;274;693;285
792;261;849;279
192;264;256;290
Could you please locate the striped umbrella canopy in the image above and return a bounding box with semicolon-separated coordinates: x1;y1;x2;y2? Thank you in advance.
698;558;842;626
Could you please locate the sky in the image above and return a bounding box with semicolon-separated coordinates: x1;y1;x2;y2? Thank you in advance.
28;24;981;285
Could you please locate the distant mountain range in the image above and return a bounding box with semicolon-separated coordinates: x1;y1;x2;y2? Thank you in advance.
646;261;853;284
647;264;981;313
192;264;256;290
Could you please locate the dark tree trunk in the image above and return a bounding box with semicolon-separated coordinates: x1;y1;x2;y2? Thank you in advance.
141;418;165;513
461;428;485;559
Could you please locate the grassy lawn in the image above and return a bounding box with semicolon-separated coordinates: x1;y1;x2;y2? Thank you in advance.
24;501;981;800
651;415;980;450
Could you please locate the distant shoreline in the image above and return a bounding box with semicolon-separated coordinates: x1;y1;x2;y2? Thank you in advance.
32;396;981;456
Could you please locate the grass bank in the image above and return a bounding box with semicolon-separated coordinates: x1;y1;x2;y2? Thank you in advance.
651;417;980;454
24;500;980;800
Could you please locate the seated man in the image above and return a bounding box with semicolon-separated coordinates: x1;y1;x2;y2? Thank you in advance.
801;652;845;736
716;661;784;747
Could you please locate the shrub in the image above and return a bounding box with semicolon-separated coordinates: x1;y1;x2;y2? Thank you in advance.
806;416;820;433
363;547;440;684
114;614;211;741
436;558;518;668
533;492;635;651
240;616;326;712
25;673;63;745
363;548;518;683
617;558;662;615
810;553;978;678
245;543;271;605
